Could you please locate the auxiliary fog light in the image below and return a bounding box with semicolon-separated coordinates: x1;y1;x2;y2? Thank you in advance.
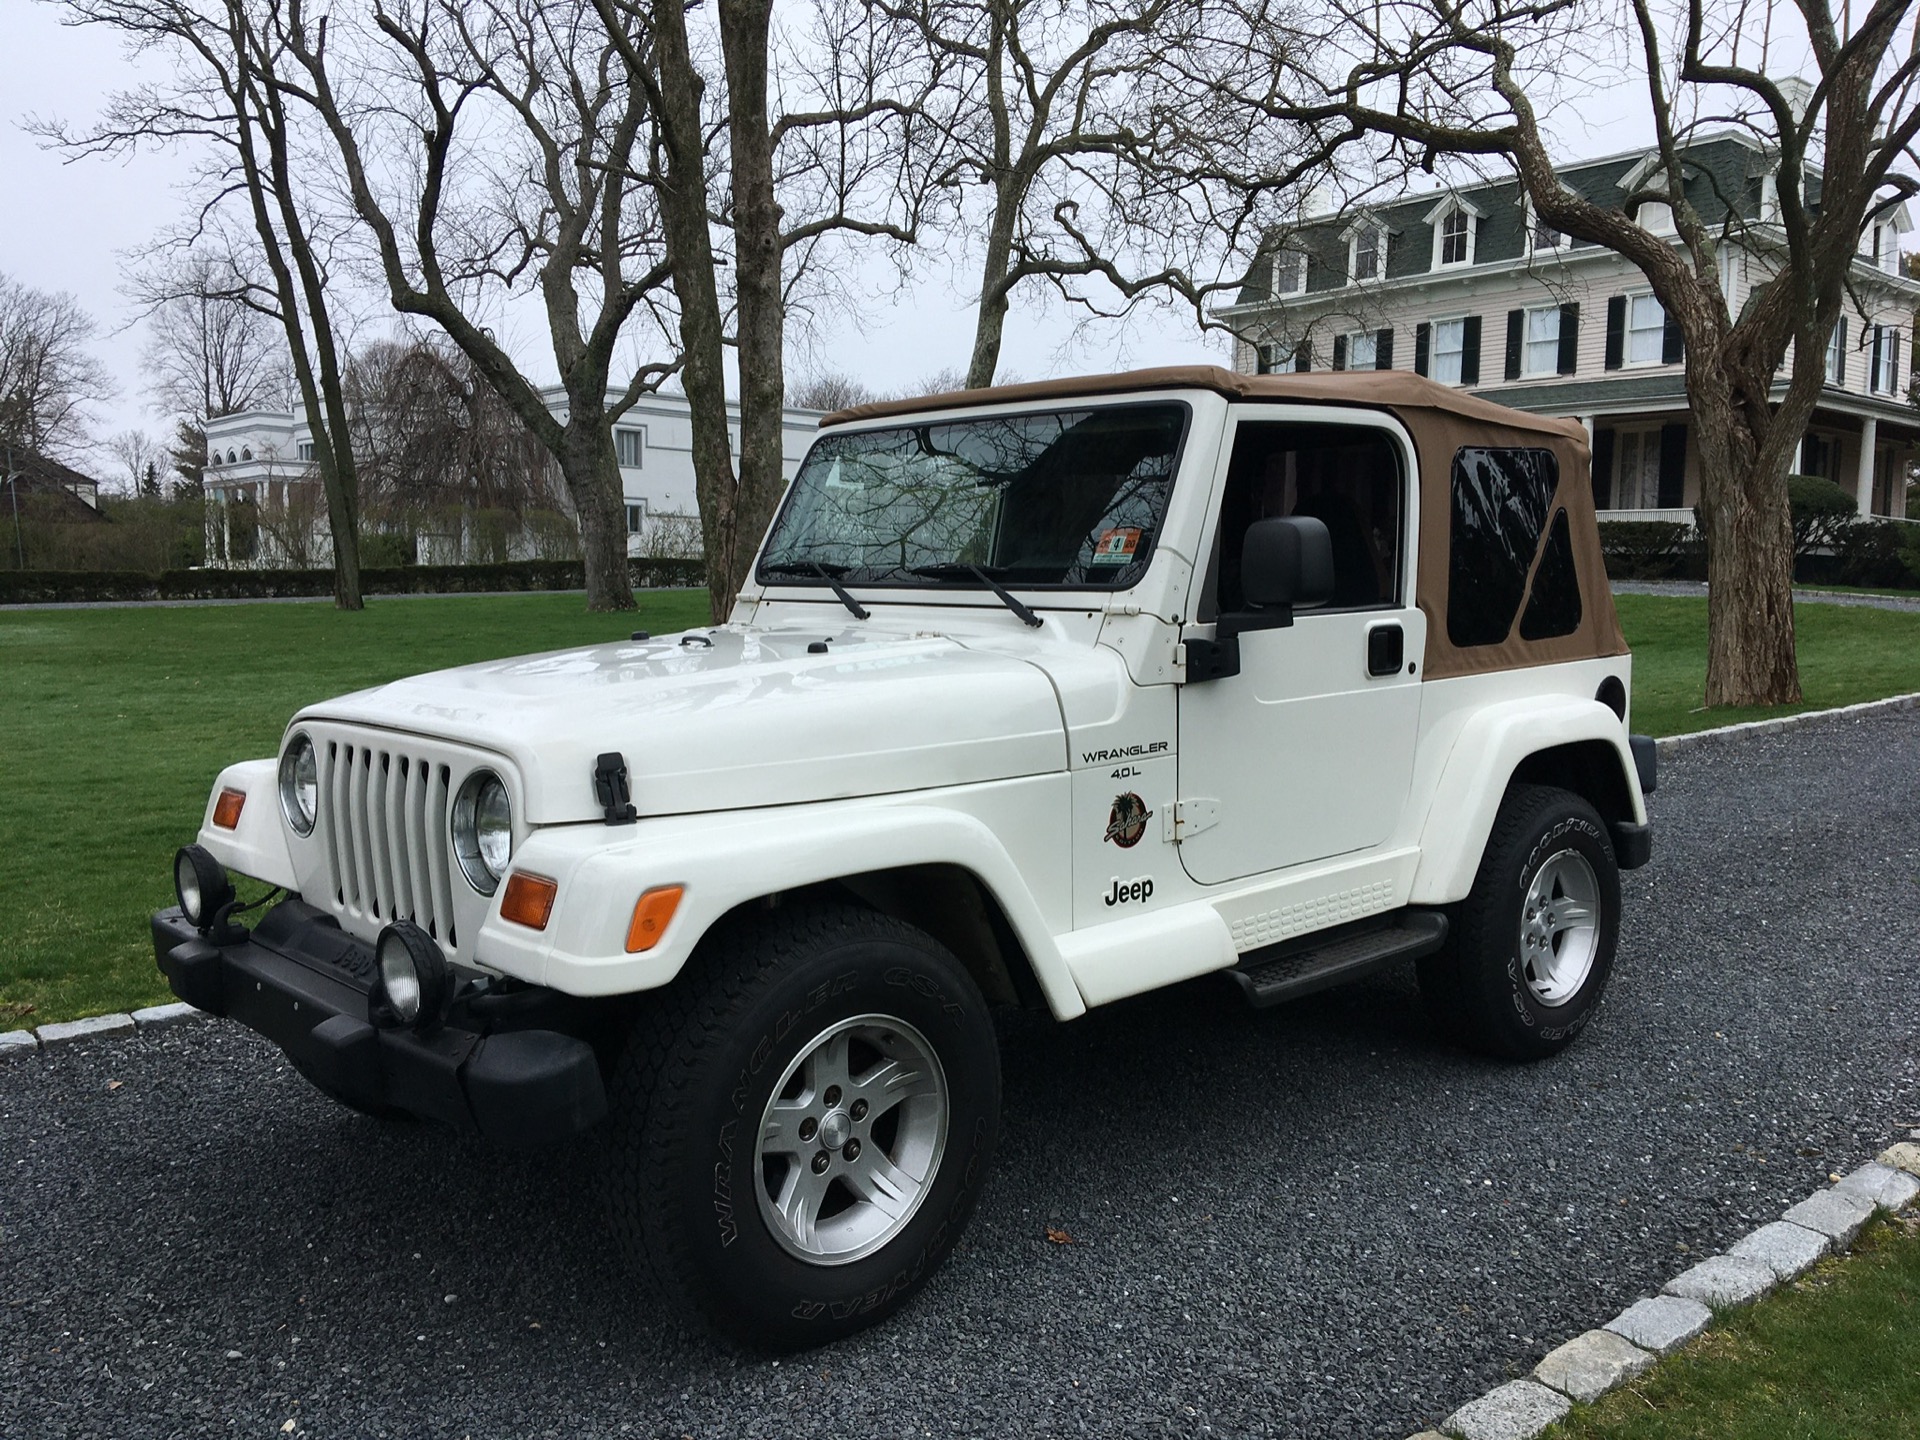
372;920;454;1031
174;845;235;930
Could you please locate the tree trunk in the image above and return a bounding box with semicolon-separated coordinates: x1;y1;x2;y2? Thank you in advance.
718;0;787;603
651;0;743;623
559;417;633;609
966;204;1017;390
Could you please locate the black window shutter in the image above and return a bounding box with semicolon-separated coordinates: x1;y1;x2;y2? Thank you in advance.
1375;328;1394;370
1415;322;1431;376
1504;309;1524;381
1591;427;1615;509
1332;334;1348;371
1893;327;1902;393
1662;308;1685;365
1657;423;1687;507
1833;317;1847;386
1294;340;1311;373
1461;315;1482;385
1605;295;1626;370
1558;302;1580;375
1872;325;1884;389
1255;344;1271;375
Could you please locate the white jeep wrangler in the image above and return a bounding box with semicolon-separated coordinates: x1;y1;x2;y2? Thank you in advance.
156;366;1653;1348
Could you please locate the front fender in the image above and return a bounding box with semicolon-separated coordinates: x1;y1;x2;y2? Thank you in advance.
1409;697;1644;905
195;759;298;890
477;793;1086;1019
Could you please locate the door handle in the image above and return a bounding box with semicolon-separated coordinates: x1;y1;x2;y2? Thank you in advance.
1366;622;1404;677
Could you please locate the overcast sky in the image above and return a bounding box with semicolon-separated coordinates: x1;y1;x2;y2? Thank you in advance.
1;0;1712;474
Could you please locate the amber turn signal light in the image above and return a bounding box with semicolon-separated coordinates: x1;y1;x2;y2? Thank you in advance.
625;885;684;953
212;788;246;829
500;872;558;930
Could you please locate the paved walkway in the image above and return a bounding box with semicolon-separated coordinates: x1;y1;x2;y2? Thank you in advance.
4;710;1918;1437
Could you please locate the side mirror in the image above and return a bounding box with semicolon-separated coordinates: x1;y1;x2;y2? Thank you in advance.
1241;516;1335;614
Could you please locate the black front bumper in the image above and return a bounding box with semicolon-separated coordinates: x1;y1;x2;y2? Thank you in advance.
152;900;606;1146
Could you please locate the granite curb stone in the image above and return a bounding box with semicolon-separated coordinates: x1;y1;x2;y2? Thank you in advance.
35;1013;137;1047
1726;1220;1831;1281
1656;691;1920;756
0;1029;39;1058
1833;1161;1920;1212
1661;1254;1776;1307
1441;1380;1571;1440
1781;1188;1877;1247
131;1002;203;1030
1603;1294;1712;1354
1532;1329;1655;1404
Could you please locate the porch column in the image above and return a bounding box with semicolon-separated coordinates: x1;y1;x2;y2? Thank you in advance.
1856;416;1878;516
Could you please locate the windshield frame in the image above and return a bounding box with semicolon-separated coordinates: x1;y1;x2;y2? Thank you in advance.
753;397;1195;596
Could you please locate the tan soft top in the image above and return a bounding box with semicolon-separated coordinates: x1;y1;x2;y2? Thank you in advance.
822;365;1623;681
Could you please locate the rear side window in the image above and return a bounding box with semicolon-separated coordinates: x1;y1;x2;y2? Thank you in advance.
1448;447;1581;647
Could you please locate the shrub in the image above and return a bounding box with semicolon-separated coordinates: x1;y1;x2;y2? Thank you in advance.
1598;520;1696;579
1832;519;1920;590
1787;474;1858;559
0;556;706;605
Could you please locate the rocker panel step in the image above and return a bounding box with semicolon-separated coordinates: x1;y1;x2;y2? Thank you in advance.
1227;910;1449;1008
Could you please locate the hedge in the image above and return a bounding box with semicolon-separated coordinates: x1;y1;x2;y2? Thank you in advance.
0;557;706;606
1597;520;1701;580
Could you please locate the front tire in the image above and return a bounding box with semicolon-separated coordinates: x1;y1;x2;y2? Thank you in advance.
1418;784;1620;1061
607;902;1000;1349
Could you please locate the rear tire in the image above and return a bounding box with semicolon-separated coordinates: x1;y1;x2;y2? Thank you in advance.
1417;784;1619;1061
606;902;1000;1349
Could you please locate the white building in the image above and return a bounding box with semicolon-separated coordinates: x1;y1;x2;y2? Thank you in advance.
202;388;823;567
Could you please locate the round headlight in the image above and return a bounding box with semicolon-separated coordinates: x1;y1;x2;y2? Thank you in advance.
174;844;234;930
452;770;512;894
279;732;318;837
373;920;453;1030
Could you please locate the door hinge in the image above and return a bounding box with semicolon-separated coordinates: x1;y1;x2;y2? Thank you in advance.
1163;797;1220;844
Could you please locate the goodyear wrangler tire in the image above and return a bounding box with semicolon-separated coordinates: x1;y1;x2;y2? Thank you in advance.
607;902;1000;1349
1416;784;1620;1061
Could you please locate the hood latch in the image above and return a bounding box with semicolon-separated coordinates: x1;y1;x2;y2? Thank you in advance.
594;752;638;826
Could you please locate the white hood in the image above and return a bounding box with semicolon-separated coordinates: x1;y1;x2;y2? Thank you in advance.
294;624;1077;823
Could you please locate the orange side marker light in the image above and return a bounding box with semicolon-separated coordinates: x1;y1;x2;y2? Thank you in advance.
626;885;685;953
212;788;246;829
500;872;559;930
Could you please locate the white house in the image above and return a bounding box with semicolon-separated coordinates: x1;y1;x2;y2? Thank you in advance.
1217;131;1919;527
202;388;823;567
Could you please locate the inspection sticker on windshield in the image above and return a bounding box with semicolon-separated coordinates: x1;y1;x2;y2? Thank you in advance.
1091;527;1142;564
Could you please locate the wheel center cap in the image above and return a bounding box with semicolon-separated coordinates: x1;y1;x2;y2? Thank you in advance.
819;1110;852;1151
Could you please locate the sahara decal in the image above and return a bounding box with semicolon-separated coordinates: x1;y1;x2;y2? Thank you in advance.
1079;740;1170;767
1103;793;1154;848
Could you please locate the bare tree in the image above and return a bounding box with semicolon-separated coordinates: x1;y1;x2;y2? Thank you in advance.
874;0;1314;388
272;0;684;613
0;273;114;456
134;251;289;425
48;0;369;608
1235;0;1920;706
787;370;876;409
106;428;167;495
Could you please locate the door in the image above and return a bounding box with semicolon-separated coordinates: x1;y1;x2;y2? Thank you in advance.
1176;412;1424;886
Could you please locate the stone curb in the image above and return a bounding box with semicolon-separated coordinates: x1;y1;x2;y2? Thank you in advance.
1655;691;1920;756
0;1005;207;1060
1421;1139;1920;1440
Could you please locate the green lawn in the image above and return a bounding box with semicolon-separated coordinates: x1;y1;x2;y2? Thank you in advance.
1621;593;1920;737
0;591;709;1029
1545;1213;1920;1440
3;588;1920;1028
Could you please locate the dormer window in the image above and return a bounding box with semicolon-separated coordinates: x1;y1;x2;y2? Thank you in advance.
1272;249;1307;296
1423;195;1482;270
1523;197;1568;253
1864;219;1904;274
1637;201;1676;235
1348;224;1385;283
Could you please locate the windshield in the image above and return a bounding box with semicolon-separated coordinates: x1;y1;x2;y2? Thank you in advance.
757;402;1189;590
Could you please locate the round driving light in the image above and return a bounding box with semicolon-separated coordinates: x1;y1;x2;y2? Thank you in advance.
174;845;234;930
372;921;453;1031
452;770;512;895
279;732;319;837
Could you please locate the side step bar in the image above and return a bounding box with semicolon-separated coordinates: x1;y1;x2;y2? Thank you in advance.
1227;910;1449;1009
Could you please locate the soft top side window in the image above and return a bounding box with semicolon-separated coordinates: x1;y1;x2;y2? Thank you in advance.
1200;421;1404;621
1447;447;1582;647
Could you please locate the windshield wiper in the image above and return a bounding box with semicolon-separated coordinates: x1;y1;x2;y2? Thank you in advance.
762;561;870;620
907;563;1043;629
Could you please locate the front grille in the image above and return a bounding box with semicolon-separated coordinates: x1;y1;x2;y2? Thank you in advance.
322;740;459;948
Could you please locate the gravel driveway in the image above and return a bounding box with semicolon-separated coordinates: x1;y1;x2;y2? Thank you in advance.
5;714;1918;1440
